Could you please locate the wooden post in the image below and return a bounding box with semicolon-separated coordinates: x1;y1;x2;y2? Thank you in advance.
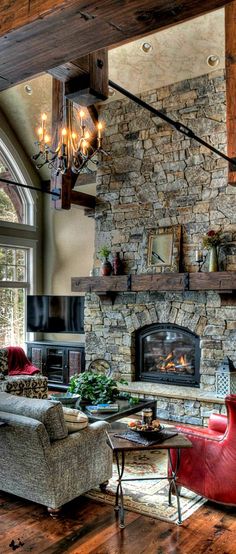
226;0;236;185
50;78;96;210
65;49;108;106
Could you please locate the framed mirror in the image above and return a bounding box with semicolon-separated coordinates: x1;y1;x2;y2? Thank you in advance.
147;226;181;272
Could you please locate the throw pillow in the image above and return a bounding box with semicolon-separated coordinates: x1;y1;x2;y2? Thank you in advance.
0;348;8;376
63;406;88;433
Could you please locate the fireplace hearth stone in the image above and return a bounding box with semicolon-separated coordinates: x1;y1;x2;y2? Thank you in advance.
119;382;226;426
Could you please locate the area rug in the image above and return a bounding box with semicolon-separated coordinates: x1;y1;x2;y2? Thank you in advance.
86;449;206;524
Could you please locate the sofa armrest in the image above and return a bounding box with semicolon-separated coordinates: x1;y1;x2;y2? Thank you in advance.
175;422;224;440
50;420;111;459
208;413;227;433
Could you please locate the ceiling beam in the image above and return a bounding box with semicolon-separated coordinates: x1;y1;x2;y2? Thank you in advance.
225;0;236;185
0;0;231;91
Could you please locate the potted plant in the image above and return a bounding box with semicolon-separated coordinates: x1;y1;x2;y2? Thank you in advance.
68;371;126;405
98;245;113;276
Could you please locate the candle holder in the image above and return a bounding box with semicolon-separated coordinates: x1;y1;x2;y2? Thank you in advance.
196;254;207;272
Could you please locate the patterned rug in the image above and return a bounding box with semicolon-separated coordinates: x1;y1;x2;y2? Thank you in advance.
86;448;206;524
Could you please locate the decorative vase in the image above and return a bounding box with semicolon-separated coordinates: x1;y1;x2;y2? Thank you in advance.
112;252;123;275
208;245;219;272
100;258;113;276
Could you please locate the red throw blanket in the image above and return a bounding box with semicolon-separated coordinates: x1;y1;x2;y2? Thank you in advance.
7;346;40;376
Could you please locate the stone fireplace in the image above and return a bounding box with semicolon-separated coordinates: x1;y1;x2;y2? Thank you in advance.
83;69;236;423
136;323;200;387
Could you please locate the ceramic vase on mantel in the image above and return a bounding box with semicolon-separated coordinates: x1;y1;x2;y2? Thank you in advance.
100;257;113;276
112;252;123;275
208;245;219;272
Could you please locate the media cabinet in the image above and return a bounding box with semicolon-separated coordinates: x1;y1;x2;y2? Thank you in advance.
27;341;85;390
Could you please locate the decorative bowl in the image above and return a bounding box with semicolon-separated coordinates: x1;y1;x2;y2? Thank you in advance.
127;422;163;438
49;392;81;407
131;426;163;438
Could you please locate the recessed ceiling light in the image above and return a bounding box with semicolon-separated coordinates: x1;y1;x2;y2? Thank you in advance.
207;55;220;68
141;42;153;53
24;84;33;95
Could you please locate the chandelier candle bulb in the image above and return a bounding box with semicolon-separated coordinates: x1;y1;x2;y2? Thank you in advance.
97;123;102;139
79;110;85;128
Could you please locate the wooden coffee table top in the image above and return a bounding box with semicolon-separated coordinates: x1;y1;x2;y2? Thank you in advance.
107;430;192;452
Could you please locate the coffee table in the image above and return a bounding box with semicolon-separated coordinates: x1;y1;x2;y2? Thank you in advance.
106;431;192;528
84;398;157;424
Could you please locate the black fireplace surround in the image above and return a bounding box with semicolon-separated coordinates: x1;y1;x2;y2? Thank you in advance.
136;323;200;387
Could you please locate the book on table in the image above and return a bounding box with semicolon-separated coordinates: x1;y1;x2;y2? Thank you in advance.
87;403;119;413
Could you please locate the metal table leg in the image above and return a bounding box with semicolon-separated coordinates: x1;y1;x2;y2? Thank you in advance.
168;448;182;524
114;450;126;529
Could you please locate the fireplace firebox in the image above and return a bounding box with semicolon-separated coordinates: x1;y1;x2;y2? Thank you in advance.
136;323;200;387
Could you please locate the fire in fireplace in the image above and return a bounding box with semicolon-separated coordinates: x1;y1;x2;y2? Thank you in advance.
136;323;200;387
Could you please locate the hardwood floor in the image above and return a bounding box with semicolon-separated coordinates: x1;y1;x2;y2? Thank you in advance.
0;492;236;554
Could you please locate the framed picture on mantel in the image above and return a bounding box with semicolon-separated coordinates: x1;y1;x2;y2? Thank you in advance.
147;226;181;272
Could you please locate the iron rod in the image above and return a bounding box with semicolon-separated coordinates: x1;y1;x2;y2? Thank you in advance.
0;176;60;197
109;79;236;168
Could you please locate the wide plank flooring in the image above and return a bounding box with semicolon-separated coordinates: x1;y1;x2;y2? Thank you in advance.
0;492;236;554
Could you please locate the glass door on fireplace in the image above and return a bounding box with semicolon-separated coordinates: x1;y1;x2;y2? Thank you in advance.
136;324;200;387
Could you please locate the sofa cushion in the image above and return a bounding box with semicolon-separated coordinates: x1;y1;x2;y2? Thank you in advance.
0;348;8;375
62;406;88;434
0;392;68;441
0;375;48;399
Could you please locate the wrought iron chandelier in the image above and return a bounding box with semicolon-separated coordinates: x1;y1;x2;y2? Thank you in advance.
32;103;107;177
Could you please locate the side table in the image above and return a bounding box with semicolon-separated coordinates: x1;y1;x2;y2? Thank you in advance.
106;431;192;528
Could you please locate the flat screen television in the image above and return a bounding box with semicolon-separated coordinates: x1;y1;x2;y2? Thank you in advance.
27;295;84;333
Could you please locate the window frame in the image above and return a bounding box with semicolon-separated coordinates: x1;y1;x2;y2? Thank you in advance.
0;137;37;230
0;236;37;345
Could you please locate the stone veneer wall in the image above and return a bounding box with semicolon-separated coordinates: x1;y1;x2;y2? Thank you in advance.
85;70;236;414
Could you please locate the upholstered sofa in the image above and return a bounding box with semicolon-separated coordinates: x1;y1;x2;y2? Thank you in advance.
0;346;48;398
0;392;113;514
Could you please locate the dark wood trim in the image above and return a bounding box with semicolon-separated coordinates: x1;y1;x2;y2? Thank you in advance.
225;0;236;185
0;1;232;90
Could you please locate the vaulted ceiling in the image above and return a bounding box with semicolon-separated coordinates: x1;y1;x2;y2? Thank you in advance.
0;1;232;199
0;6;226;177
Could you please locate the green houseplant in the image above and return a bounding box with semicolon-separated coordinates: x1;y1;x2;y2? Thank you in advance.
68;371;127;405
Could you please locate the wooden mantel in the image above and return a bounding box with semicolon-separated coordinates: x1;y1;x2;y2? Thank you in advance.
71;271;236;293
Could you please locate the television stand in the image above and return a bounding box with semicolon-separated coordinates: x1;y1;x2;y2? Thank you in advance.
27;341;85;388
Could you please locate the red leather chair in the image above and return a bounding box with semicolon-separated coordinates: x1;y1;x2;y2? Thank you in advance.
169;394;236;505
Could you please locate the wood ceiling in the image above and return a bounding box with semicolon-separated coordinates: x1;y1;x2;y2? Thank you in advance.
0;0;234;209
0;0;232;91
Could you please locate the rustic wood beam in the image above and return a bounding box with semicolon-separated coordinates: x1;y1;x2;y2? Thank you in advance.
50;78;96;209
225;0;236;185
71;271;236;293
65;49;108;106
0;1;231;91
70;190;95;208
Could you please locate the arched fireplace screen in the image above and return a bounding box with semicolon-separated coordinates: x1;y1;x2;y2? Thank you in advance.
136;323;200;387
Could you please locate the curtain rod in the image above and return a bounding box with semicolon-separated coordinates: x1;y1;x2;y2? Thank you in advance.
109;79;236;169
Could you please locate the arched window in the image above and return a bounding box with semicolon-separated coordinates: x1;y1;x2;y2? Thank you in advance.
0;139;35;226
0;138;38;346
